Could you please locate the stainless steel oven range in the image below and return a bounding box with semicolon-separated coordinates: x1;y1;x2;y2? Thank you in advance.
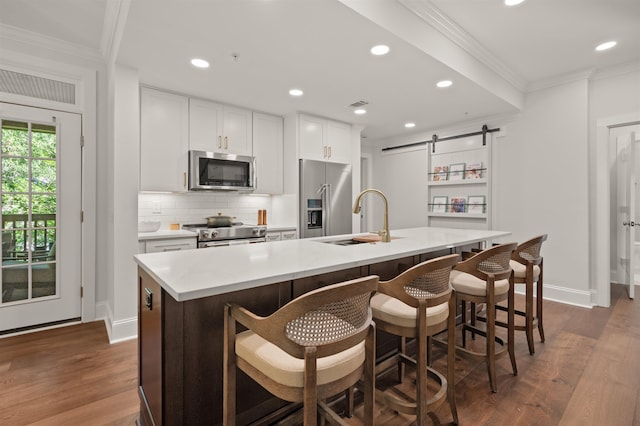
182;223;267;248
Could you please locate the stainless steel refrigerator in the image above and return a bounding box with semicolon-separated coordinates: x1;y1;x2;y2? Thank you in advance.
299;159;352;238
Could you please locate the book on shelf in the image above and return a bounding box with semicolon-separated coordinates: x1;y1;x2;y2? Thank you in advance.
432;196;448;213
465;162;483;179
432;165;449;181
448;163;465;181
467;195;486;214
449;197;466;213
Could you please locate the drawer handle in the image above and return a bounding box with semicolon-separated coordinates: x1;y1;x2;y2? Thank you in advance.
145;287;153;310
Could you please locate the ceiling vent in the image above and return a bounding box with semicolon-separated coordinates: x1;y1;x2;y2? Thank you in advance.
347;100;369;108
0;68;75;104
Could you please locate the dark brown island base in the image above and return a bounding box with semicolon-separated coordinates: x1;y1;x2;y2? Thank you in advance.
134;227;510;425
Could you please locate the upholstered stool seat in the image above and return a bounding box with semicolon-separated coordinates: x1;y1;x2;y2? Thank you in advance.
235;331;366;388
371;254;459;425
450;270;510;297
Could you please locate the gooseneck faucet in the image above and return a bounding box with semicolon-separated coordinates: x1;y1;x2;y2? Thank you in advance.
352;188;391;242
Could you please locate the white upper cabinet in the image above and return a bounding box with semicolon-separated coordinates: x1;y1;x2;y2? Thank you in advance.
298;113;351;164
253;112;283;194
140;87;189;192
326;120;351;164
189;98;252;156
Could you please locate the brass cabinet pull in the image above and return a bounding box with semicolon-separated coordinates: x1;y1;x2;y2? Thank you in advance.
224;136;229;149
218;136;222;148
183;172;187;188
328;146;332;158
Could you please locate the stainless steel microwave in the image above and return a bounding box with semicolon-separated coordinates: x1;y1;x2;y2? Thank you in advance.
188;150;255;191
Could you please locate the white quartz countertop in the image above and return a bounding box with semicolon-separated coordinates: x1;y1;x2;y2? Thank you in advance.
138;229;197;241
134;227;511;302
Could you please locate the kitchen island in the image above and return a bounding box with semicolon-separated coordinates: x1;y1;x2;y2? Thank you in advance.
134;227;510;426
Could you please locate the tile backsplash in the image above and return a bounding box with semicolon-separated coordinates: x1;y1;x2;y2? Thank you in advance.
138;192;296;230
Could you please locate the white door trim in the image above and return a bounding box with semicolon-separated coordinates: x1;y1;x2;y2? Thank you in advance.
595;113;640;307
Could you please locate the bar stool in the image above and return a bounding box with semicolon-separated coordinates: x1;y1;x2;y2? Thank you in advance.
495;235;548;355
223;275;378;426
450;242;518;393
370;254;460;424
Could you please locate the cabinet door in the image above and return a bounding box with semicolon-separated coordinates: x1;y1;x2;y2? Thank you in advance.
140;88;189;192
253;112;283;194
138;269;163;425
326;120;351;164
223;105;253;156
189;98;223;153
298;114;326;161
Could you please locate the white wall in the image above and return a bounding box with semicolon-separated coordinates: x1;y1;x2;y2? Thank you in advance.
104;64;140;342
367;78;593;306
495;79;590;305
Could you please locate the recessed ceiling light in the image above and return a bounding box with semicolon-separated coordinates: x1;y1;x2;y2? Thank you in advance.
354;109;367;115
370;45;390;56
289;89;304;96
404;122;416;128
595;41;617;51
504;0;525;6
190;58;210;68
437;80;453;88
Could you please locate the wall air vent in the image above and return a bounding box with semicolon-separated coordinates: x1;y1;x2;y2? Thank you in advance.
0;68;75;104
347;100;369;108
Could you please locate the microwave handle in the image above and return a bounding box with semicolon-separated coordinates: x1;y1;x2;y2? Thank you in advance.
252;157;257;190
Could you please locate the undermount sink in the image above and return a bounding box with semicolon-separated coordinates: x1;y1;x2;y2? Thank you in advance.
321;238;370;246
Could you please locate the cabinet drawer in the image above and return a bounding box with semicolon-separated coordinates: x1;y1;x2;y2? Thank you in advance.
266;232;281;242
145;238;196;253
281;230;297;240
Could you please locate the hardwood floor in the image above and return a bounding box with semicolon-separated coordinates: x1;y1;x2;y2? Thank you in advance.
0;284;638;425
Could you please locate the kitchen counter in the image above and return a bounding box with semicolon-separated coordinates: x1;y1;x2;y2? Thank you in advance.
134;226;510;302
135;225;510;426
137;229;196;241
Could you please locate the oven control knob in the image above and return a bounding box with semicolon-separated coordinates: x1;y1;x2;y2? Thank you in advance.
199;230;209;239
210;229;218;238
252;227;261;236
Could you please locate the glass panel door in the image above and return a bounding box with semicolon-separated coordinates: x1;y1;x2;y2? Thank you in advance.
0;102;81;333
1;120;58;304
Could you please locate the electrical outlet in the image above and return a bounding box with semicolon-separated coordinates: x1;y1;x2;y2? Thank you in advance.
152;202;161;215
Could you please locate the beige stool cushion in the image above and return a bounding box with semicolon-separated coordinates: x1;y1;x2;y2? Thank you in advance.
509;259;540;281
450;270;510;297
235;330;365;388
370;293;449;329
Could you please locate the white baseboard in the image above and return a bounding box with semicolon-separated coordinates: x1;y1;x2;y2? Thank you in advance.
99;301;138;344
514;283;593;308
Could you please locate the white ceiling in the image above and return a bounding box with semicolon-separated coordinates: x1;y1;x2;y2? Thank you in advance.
1;0;639;142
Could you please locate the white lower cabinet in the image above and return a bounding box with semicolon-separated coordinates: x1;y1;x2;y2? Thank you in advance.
143;237;197;253
266;229;297;242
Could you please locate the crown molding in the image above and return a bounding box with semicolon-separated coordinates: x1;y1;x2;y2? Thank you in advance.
101;0;131;65
526;69;595;93
398;0;528;92
591;60;640;81
0;23;103;64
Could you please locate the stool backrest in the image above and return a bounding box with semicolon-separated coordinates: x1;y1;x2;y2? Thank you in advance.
455;242;518;281
512;234;548;266
378;254;460;308
268;275;379;358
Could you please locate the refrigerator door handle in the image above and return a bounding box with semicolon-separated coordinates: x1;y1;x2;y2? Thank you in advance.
325;183;332;236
